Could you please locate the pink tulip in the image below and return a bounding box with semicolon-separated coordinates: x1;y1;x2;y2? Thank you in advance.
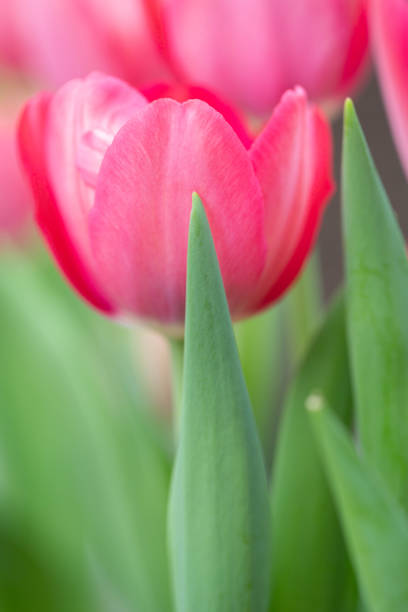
370;0;408;178
160;0;370;116
18;73;333;333
0;0;167;87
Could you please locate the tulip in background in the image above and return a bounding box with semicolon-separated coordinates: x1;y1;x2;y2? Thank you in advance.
370;0;408;178
161;0;370;115
0;0;168;87
18;72;333;331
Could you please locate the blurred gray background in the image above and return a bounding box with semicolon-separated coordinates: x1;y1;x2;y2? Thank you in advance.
320;74;408;298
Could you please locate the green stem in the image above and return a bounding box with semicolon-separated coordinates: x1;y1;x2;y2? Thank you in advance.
169;338;184;437
285;250;323;366
235;304;283;456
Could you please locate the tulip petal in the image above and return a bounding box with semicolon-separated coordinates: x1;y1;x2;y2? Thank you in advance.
164;0;369;115
370;0;408;178
45;72;148;265
141;81;253;148
0;0;168;86
90;98;266;325
18;93;114;313
334;0;369;101
163;0;281;115
249;88;334;311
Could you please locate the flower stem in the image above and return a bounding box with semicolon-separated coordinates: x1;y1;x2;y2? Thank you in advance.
169;338;184;438
285;250;323;365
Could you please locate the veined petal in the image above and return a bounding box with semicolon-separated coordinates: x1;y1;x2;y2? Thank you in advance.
18;93;115;312
141;81;253;147
90;98;266;324
370;0;408;178
249;88;334;311
163;0;369;115
45;72;148;264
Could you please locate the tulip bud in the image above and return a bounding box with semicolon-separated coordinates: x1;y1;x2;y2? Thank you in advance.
0;0;168;87
18;73;334;333
370;0;408;179
160;0;369;116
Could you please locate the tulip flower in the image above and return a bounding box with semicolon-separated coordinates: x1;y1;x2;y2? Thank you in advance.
370;0;408;179
0;0;167;87
18;73;333;333
160;0;370;116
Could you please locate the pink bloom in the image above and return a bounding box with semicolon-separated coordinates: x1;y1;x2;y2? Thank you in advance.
0;0;167;87
18;73;333;333
370;0;408;178
160;0;370;116
141;81;253;148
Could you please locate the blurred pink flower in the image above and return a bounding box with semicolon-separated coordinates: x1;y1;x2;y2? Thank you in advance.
160;0;370;116
370;0;408;178
0;0;167;87
18;73;333;332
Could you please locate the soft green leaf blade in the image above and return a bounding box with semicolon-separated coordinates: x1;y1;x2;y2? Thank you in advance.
270;295;356;612
169;194;270;612
308;399;408;612
0;250;172;611
342;100;408;505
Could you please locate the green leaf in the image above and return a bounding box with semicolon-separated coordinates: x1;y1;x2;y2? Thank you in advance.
0;250;172;611
308;399;408;612
270;295;356;612
342;100;408;506
168;194;270;612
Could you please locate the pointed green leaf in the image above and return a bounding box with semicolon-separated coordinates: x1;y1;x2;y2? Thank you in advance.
168;194;270;612
342;100;408;505
308;399;408;612
270;295;356;612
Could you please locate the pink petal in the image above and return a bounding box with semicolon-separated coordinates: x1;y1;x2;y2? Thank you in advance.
334;0;369;101
249;88;334;311
163;0;369;115
90;98;266;324
0;0;168;87
163;0;281;115
45;72;148;267
18;93;115;313
267;0;369;105
370;0;408;178
141;81;253;147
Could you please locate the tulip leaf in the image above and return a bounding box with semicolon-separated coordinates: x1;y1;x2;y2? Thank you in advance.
308;399;408;612
342;100;408;506
0;250;172;611
168;194;270;612
270;295;357;612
